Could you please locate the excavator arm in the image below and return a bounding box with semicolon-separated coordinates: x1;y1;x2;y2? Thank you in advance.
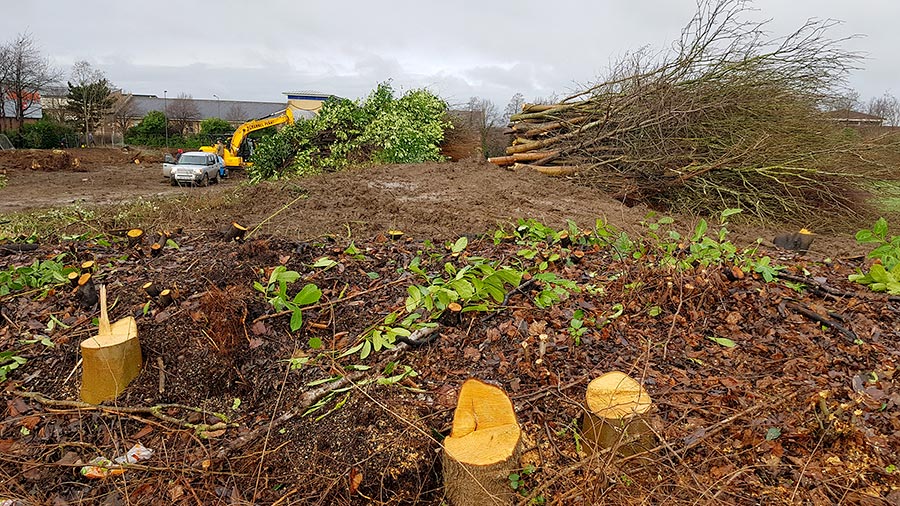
202;108;295;168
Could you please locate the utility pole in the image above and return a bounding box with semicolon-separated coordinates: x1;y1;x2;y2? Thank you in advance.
213;94;220;118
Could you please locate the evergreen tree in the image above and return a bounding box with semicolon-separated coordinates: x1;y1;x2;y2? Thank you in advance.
66;61;116;143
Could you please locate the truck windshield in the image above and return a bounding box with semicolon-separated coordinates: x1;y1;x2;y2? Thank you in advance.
179;155;207;165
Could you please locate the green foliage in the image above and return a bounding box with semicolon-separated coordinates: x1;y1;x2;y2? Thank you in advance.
125;111;168;146
0;256;73;297
10;120;75;149
253;266;322;331
0;350;27;383
405;257;522;316
66;78;116;134
849;218;900;294
249;82;450;181
200;117;233;137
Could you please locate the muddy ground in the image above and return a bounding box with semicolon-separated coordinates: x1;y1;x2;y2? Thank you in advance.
1;148;897;505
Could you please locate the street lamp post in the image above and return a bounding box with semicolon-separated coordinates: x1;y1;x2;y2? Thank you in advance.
213;94;220;118
163;90;169;150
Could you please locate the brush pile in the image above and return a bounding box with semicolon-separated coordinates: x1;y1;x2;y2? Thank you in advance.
491;0;881;224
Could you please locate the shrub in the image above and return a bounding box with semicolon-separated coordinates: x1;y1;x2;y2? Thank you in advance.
10;120;75;149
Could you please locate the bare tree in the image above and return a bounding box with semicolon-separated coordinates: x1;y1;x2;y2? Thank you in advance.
867;92;900;127
112;93;138;137
167;93;201;135
466;97;504;157
0;43;9;127
225;102;248;125
0;33;61;130
502;92;525;126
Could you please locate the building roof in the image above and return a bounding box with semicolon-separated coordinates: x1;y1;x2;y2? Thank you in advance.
125;96;288;122
824;109;884;122
284;90;332;98
2;98;42;120
40;86;69;98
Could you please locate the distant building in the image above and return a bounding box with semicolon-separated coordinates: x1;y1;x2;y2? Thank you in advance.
116;95;291;134
1;91;42;131
824;109;884;126
284;91;333;116
39;86;70;123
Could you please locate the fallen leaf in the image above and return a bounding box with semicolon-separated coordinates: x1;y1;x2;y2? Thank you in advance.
131;424;153;440
250;321;268;336
349;467;363;495
20;415;41;430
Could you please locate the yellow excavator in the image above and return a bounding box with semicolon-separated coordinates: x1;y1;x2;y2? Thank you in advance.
200;108;295;169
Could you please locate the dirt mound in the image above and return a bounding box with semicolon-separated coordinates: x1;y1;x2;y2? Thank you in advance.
164;160;652;242
0;147;162;172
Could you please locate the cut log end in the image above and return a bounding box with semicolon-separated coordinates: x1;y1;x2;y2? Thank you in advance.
142;282;161;298
126;228;144;248
81;285;142;404
158;289;176;308
443;379;521;505
583;371;655;457
225;222;247;242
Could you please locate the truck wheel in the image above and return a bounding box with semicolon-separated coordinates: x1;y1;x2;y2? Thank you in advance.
200;174;210;187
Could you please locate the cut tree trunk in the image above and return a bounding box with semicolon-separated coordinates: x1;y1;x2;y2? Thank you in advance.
225;222;247;242
77;273;98;308
582;371;654;457
142;282;161;298
126;228;144;248
67;271;80;287
80;285;142;404
442;379;521;506
158;289;176;308
80;260;96;272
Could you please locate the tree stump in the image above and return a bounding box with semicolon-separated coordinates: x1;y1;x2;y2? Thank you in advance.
126;228;144;248
582;371;654;457
224;222;247;242
80;286;142;404
442;379;521;506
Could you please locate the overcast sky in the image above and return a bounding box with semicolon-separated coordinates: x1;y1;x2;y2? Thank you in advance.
5;1;898;110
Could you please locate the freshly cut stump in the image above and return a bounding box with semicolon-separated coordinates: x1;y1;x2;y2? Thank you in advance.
80;286;142;404
443;379;521;506
583;371;654;457
224;222;247;242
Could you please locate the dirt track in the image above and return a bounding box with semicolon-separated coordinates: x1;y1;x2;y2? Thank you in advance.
0;148;182;214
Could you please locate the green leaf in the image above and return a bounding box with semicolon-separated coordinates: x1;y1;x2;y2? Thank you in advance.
293;284;322;305
311;257;338;269
692;219;708;242
765;427;781;440
872;217;889;240
855;229;876;243
869;264;892;284
308;337;323;349
720;208;742;219
289;307;303;332
165;239;180;249
707;335;736;348
451;236;468;254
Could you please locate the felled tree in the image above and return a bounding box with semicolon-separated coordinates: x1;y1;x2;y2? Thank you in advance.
249;82;451;181
500;0;882;225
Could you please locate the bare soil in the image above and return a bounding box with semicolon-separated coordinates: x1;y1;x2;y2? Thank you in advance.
1;148;895;505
